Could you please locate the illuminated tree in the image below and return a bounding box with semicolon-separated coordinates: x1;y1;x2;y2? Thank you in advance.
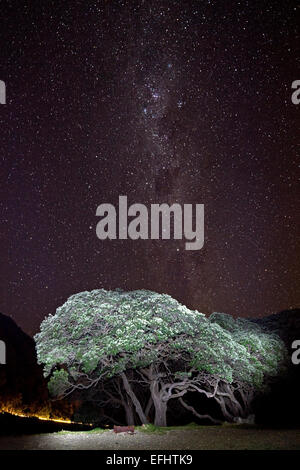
35;289;287;426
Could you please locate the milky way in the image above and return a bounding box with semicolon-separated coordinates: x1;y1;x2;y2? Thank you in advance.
0;0;299;334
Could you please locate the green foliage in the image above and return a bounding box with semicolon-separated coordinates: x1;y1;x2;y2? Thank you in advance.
138;422;202;434
34;289;287;397
209;312;288;386
48;369;69;397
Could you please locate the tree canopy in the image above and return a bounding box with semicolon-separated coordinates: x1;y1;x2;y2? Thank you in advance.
35;289;287;426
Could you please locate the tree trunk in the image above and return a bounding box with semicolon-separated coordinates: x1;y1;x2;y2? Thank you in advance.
145;396;153;419
153;400;167;427
121;372;149;424
215;395;234;421
150;380;167;427
124;401;135;425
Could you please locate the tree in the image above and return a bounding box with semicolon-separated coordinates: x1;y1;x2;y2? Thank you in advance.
35;289;287;426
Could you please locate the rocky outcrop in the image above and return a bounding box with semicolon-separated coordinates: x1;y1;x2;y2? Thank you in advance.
0;312;48;415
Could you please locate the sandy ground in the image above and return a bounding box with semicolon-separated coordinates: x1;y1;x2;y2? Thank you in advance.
0;427;299;450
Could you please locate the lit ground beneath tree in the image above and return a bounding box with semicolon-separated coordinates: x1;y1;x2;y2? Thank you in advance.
0;425;299;450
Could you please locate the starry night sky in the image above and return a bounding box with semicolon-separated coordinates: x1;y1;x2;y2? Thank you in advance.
0;0;299;335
